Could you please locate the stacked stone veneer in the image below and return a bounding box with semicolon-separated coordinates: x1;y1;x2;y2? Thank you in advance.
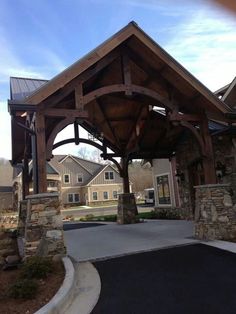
195;184;236;240
21;193;66;258
117;193;137;224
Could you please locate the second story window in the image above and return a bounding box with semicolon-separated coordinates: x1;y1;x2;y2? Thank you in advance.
64;174;70;184
77;174;83;183
104;171;114;180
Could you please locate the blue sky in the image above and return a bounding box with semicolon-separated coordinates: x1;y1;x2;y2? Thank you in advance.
0;0;236;159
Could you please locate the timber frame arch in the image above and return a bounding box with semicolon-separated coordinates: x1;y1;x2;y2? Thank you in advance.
9;21;231;197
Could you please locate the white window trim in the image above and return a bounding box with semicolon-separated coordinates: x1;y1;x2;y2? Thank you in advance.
113;190;118;199
77;173;83;183
67;193;80;203
63;173;71;184
103;191;109;200
92;191;98;201
155;172;172;207
104;171;114;181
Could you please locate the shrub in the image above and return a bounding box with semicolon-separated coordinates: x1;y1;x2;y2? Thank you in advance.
21;256;53;279
8;278;38;299
155;209;180;220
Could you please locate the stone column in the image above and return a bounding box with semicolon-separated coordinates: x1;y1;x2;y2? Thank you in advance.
23;193;66;258
117;193;137;224
195;184;236;240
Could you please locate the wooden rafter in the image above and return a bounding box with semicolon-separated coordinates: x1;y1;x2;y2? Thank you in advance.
83;84;175;110
95;100;122;148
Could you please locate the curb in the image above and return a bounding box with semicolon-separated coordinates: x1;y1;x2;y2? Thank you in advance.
35;256;75;314
65;262;101;314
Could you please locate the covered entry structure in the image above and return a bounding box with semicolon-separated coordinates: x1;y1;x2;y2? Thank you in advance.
9;22;231;195
9;22;236;238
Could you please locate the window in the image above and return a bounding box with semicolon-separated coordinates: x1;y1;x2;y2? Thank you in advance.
74;194;79;202
77;174;83;183
103;191;108;200
64;174;70;184
104;171;114;180
113;191;118;199
92;192;98;201
47;181;57;187
156;175;171;205
67;193;79;203
68;194;73;203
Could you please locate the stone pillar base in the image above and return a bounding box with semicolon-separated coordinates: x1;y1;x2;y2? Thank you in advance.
117;193;137;224
19;193;66;258
195;184;236;240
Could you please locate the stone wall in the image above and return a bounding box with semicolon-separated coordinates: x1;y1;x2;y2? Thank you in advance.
117;193;137;224
175;133;201;218
23;193;66;258
195;184;236;240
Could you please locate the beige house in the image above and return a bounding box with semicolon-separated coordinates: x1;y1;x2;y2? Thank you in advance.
14;154;124;207
50;154;123;206
0;159;13;211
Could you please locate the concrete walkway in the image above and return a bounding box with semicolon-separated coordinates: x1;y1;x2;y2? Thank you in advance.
64;220;198;262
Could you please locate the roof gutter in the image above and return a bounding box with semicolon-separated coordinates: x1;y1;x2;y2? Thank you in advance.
8;100;37;114
225;112;236;119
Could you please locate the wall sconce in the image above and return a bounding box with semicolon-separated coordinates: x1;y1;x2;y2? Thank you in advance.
175;170;185;183
215;161;226;180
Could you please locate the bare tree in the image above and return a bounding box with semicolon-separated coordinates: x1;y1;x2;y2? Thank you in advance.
128;160;153;192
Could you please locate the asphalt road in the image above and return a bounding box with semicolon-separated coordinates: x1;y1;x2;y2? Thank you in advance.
61;204;154;218
92;244;236;314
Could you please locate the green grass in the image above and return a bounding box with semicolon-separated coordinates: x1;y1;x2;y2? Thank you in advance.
79;209;181;222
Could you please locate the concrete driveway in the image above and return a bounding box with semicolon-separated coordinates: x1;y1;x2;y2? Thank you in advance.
64;220;199;262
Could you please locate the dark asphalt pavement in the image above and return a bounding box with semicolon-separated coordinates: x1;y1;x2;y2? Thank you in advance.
63;222;105;231
92;244;236;314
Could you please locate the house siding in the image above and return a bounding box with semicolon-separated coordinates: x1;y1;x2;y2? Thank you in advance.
91;165;123;185
61;187;82;205
89;184;123;204
0;192;13;210
60;157;91;187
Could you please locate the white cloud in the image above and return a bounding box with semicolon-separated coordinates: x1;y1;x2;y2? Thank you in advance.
164;10;236;90
0;102;11;160
0;27;66;84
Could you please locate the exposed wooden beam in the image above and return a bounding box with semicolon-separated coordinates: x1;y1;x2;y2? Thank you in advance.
126;105;148;151
35;113;47;193
46;117;75;160
96;99;122;148
44;108;89;118
75;84;83;110
83;84;175;110
168;112;202;122
121;53;132;96
41;50;121;109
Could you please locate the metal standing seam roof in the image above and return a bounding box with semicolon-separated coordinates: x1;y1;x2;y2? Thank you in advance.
10;77;48;101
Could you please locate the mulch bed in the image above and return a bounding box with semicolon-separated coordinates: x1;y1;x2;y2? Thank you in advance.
92;243;236;314
0;261;64;314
